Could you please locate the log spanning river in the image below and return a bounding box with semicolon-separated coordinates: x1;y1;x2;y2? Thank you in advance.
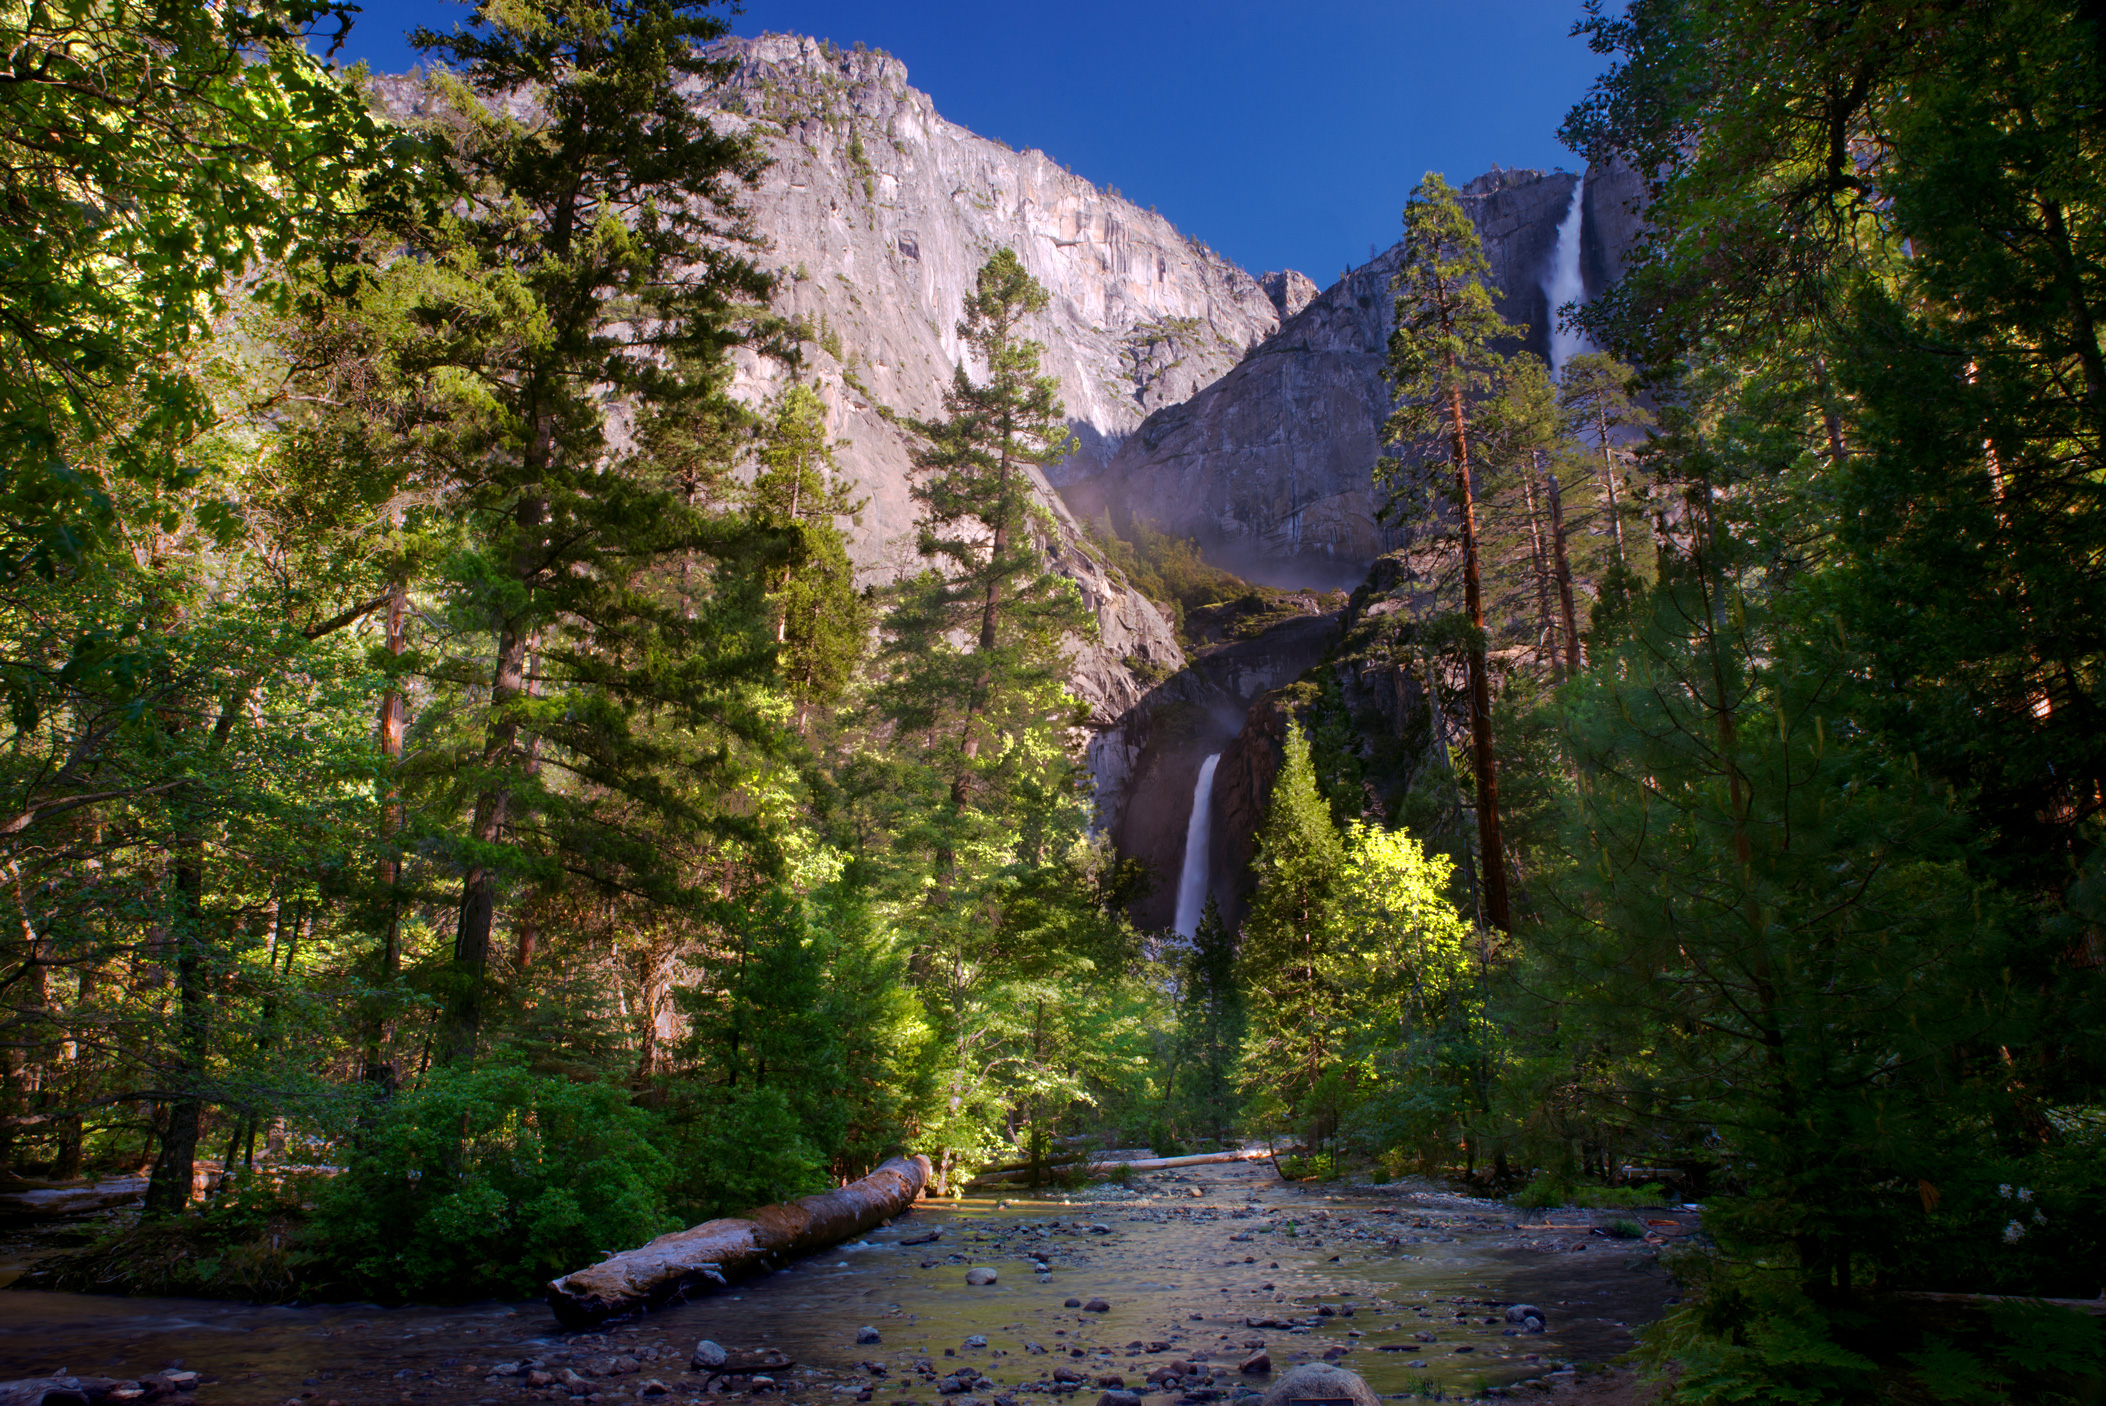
2;1163;1694;1405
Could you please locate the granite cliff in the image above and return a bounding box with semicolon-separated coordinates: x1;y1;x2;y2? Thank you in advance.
1062;163;1645;587
692;34;1296;721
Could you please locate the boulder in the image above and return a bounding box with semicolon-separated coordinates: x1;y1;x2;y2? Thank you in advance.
966;1267;999;1286
857;1327;883;1345
692;1341;728;1371
1083;1297;1111;1312
1238;1352;1271;1375
1257;1364;1377;1406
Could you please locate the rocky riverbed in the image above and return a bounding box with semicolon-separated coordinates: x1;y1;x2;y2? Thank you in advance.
2;1163;1695;1406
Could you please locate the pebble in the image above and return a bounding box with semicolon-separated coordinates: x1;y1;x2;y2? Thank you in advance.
1064;1297;1082;1308
692;1340;728;1370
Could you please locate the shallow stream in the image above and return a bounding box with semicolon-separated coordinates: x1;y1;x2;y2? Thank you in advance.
2;1163;1691;1405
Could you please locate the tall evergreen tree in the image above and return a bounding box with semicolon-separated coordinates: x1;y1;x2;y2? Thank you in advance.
1382;173;1516;931
1171;897;1244;1144
402;0;777;1064
746;384;869;728
1236;724;1346;1151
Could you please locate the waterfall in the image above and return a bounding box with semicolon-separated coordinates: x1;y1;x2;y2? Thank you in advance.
1173;753;1222;939
1545;173;1590;379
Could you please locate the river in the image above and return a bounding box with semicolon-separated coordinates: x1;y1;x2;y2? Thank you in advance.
2;1162;1690;1405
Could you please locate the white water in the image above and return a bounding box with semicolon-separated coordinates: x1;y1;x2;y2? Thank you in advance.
1545;172;1590;379
1173;753;1222;938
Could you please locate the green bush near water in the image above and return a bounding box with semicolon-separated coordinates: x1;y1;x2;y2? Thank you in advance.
1510;1174;1672;1211
307;1064;676;1301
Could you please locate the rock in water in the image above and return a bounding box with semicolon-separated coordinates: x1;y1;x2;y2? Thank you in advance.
966;1267;999;1286
1505;1303;1546;1331
692;1341;728;1370
1257;1364;1377;1406
1238;1351;1271;1375
963;1336;987;1349
1082;1297;1111;1312
1095;1393;1142;1406
1065;1297;1083;1308
857;1327;883;1345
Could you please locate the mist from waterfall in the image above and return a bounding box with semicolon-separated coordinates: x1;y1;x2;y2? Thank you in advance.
1173;753;1222;939
1545;173;1590;379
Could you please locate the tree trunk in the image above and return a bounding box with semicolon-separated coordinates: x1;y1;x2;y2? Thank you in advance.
143;834;207;1214
364;575;408;1087
1546;470;1583;676
548;1154;934;1329
1596;408;1627;567
1521;456;1559;676
444;483;547;1067
1447;383;1512;932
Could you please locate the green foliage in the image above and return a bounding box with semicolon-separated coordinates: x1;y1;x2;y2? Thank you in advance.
0;0;402;591
310;1064;674;1301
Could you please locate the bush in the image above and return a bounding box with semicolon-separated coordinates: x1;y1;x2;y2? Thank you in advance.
1510;1173;1671;1211
656;1082;830;1225
308;1063;674;1302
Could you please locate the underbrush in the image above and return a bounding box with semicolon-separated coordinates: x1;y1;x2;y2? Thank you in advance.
1278;1150;1342;1181
1641;1251;2104;1405
38;1064;675;1304
37;1175;319;1300
1510;1173;1673;1210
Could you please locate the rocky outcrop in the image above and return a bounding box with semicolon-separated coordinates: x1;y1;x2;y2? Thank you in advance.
1089;609;1339;928
684;35;1312;718
1581;156;1648;301
1067;167;1622;586
1257;270;1320;321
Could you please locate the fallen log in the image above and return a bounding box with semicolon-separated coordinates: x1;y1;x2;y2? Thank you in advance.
964;1147;1269;1188
547;1153;931;1329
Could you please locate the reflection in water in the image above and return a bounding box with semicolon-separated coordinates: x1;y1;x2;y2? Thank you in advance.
2;1164;1684;1403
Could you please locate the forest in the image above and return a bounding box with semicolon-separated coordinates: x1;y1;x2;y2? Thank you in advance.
2;0;2103;1400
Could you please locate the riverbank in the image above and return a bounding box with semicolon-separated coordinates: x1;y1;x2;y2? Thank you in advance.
4;1161;1688;1406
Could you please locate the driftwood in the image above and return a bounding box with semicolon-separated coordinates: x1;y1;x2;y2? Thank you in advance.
547;1153;931;1329
965;1147;1269;1188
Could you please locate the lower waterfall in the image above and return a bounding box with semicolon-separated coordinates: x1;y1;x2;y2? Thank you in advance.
1173;753;1222;938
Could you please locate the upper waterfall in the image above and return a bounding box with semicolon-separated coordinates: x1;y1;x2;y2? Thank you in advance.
1545;173;1590;378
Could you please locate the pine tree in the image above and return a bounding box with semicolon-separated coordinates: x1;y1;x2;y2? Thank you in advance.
404;0;778;1065
886;247;1086;804
1172;897;1244;1143
1382;172;1516;931
1556;352;1654;604
1236;724;1346;1151
747;384;869;728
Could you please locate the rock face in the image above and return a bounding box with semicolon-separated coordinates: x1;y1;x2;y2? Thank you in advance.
1066;167;1607;586
1090;610;1341;928
1257;270;1320;321
693;34;1294;720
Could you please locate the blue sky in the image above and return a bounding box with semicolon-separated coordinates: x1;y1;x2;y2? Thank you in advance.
328;1;1608;281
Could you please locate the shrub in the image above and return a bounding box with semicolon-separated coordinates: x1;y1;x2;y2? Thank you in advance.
308;1063;674;1302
